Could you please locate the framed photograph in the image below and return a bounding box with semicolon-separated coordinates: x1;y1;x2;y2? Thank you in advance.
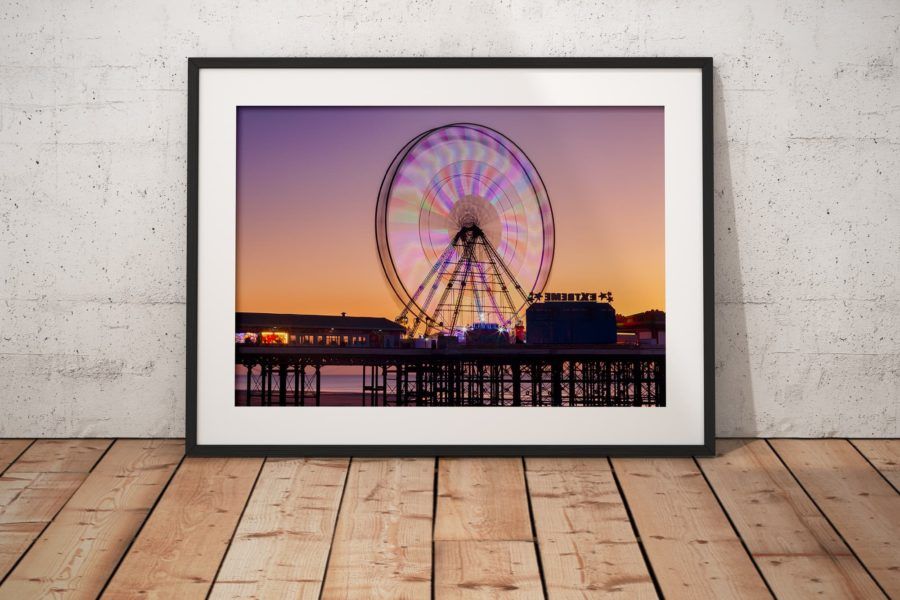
187;57;713;456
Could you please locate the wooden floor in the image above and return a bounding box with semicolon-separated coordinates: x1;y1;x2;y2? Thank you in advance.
0;440;897;599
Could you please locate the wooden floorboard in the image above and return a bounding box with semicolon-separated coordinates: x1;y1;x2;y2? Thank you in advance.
612;457;772;599
435;458;533;542
770;439;900;597
210;457;349;600
100;456;263;600
0;438;897;599
5;439;111;474
0;440;32;474
0;439;111;583
434;458;542;599
525;458;656;598
698;439;884;598
320;458;434;600
850;439;900;491
435;540;543;599
0;440;183;599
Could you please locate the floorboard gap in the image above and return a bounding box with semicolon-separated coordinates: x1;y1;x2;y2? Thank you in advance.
693;455;777;598
205;457;266;600
607;457;664;599
765;439;892;599
317;457;353;600
430;457;439;600
521;458;549;600
0;440;35;477
0;439;114;588
847;439;900;495
95;449;187;598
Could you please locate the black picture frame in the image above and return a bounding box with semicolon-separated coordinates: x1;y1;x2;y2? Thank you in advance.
186;57;714;457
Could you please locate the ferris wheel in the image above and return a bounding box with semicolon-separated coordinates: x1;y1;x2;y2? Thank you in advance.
376;123;555;338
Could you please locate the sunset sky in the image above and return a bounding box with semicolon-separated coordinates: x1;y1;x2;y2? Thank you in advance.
236;106;664;318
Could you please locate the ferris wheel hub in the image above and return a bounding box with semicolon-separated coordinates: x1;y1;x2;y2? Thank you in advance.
448;195;501;243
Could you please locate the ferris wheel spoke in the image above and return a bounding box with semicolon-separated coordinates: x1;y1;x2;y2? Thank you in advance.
481;239;522;326
416;249;458;332
432;183;456;215
397;240;457;327
448;239;476;332
426;234;471;335
474;261;507;326
468;250;485;322
481;231;532;307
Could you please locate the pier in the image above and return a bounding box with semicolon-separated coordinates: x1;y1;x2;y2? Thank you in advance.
236;345;665;407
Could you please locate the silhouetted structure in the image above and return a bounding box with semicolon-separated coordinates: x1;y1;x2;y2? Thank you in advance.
236;345;663;407
465;322;510;346
235;312;404;348
525;301;617;344
617;310;666;346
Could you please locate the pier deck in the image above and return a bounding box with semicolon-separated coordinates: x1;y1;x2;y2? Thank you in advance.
235;344;665;407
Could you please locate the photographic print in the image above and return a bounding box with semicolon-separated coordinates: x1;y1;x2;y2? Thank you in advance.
234;107;666;409
188;59;712;454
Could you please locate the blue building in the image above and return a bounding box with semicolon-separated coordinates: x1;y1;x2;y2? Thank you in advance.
525;301;617;344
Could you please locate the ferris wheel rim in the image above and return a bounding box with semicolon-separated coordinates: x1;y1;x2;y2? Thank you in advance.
375;122;556;327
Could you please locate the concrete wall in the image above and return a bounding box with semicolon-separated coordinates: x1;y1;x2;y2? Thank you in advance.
1;1;897;437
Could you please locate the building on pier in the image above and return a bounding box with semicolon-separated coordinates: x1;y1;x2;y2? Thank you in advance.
616;310;666;347
525;301;617;345
235;312;404;348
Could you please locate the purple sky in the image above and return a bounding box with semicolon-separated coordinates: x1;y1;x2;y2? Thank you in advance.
236;106;664;318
